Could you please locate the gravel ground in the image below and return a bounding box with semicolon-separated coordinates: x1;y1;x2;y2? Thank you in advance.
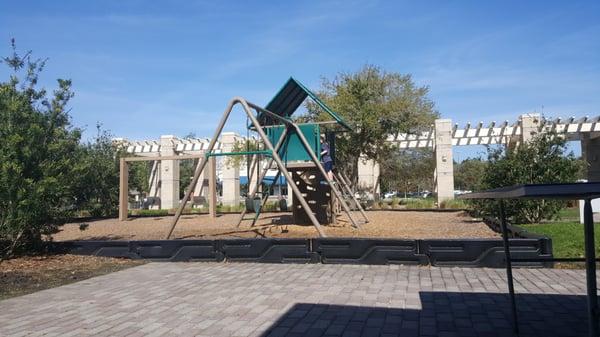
52;210;499;241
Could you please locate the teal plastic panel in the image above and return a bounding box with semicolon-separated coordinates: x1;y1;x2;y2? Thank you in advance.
266;124;321;162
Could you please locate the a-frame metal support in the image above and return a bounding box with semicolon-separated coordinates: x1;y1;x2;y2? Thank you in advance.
235;127;290;228
166;97;327;239
333;170;369;223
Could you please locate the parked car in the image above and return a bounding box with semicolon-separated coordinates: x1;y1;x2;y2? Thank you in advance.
383;191;397;199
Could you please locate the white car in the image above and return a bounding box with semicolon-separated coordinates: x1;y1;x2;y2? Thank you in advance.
383;192;396;199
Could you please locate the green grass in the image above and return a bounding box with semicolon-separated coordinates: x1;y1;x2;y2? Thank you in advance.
439;199;469;209
519;221;600;258
557;207;580;220
404;198;435;209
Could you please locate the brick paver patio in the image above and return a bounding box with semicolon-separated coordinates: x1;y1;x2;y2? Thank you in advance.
0;263;598;337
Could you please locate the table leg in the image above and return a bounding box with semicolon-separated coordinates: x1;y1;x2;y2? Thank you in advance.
500;201;519;335
583;198;599;337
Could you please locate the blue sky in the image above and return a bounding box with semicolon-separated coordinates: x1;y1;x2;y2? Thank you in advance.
1;1;599;159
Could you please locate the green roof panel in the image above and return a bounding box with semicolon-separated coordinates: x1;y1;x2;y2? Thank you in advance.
260;77;352;131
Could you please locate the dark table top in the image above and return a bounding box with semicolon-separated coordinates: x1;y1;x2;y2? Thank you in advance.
458;182;600;200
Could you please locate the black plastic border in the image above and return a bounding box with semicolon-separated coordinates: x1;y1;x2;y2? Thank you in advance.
51;237;552;267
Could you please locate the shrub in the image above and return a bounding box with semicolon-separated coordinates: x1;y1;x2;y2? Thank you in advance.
473;132;582;223
439;199;469;209
0;42;81;259
130;209;169;217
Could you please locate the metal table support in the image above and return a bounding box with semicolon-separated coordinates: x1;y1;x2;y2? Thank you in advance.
583;199;599;337
499;201;519;335
459;183;600;337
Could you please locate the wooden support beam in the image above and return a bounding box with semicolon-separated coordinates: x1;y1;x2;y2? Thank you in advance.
119;158;129;221
208;156;217;218
122;154;203;162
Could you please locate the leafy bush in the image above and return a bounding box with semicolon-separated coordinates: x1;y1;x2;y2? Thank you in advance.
71;126;123;218
0;41;81;258
439;199;469;209
130;209;169;217
472;132;582;223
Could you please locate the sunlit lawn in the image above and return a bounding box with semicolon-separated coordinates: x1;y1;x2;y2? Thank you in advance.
520;221;600;258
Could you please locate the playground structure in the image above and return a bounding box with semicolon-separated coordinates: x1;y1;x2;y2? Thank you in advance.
118;78;370;238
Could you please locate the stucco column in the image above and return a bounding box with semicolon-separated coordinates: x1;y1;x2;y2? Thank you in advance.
357;156;380;197
582;133;600;182
159;135;180;209
220;132;240;206
579;133;600;223
434;119;454;204
520;113;540;143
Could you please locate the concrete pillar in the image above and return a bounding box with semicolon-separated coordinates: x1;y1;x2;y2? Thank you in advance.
520;113;541;143
509;113;541;148
434;119;454;204
159;135;180;209
581;133;600;182
357;156;380;197
220;132;240;206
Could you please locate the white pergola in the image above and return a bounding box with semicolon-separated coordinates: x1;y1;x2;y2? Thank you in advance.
388;115;600;149
117;113;600;207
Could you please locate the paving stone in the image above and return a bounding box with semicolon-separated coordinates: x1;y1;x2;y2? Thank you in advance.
0;263;597;337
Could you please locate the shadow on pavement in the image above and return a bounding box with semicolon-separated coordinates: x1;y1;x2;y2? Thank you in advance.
260;292;590;337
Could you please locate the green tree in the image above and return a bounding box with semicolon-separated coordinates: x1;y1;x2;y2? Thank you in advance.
380;149;435;196
0;41;81;258
307;65;438;189
454;158;487;191
179;133;198;199
475;133;582;223
72;125;134;217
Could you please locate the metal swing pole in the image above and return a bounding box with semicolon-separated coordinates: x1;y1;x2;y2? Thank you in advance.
240;100;327;237
236;127;290;228
165;98;240;239
250;169;282;228
334;170;369;223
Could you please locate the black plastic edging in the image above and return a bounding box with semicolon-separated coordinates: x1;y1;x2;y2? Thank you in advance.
51;237;553;267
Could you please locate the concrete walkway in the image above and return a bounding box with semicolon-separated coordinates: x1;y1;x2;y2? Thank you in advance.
0;263;597;337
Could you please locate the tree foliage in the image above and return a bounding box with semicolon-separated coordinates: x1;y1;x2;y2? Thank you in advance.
0;40;81;258
454;158;487;191
307;65;438;188
474;133;582;223
379;149;434;195
72;129;153;216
